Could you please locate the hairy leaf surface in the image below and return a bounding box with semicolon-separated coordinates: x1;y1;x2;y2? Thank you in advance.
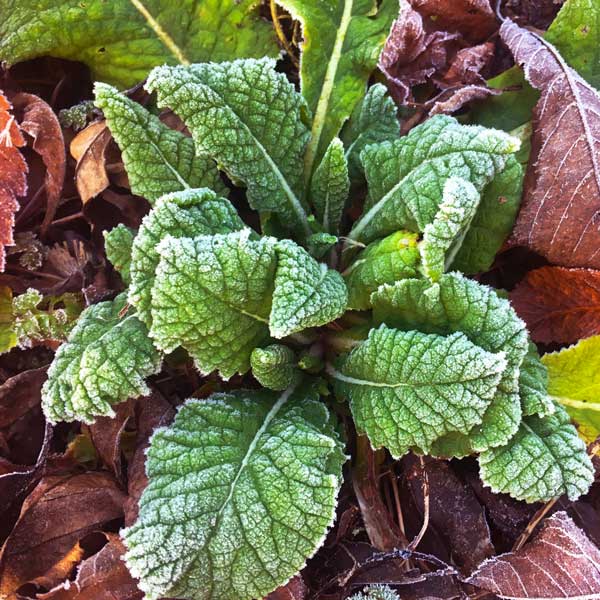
42;294;162;424
123;384;345;600
420;177;480;282
95;84;226;203
146;59;313;236
344;231;420;310
0;0;278;88
330;325;506;457
129;189;244;326
479;402;594;502
150;231;276;378
372;273;528;451
341;83;400;182
270;241;348;338
519;343;554;418
104;224;135;285
310;137;350;234
349;116;521;273
251;344;299;391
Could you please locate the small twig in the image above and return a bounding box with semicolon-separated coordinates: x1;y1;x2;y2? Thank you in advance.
408;456;430;552
389;470;406;538
269;0;300;69
512;498;558;552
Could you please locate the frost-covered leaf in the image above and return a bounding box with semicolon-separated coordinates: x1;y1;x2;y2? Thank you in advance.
150;230;275;378
348;585;400;600
344;231;420;310
277;0;396;175
520;342;554;418
104;224;134;285
468;511;600;598
251;344;299;391
501;17;600;268
42;294;162;424
542;335;600;443
330;324;506;457
420;177;480;282
348;115;522;273
479;402;594;502
306;232;338;259
372;273;528;452
0;0;278;88
123;384;345;600
270;240;347;338
341;83;400;182
146;58;313;237
309;137;349;234
94;83;226;203
129;188;244;326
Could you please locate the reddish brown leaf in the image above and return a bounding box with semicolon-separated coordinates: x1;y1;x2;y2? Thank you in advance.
265;575;308;600
87;398;135;483
410;0;497;43
379;1;459;105
502;18;600;269
38;534;142;600
405;456;495;573
123;390;174;526
428;84;501;115
0;92;27;271
510;266;600;344
70;121;111;204
12;93;66;235
0;471;125;596
439;42;494;87
467;511;600;598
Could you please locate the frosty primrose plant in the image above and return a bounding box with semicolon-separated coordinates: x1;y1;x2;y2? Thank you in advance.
41;58;593;600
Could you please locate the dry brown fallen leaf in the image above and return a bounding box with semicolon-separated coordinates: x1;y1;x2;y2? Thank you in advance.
70;120;111;204
37;534;142;600
501;17;600;269
265;575;308;600
0;471;126;596
0;92;27;271
467;511;600;598
510;266;600;344
12;93;66;235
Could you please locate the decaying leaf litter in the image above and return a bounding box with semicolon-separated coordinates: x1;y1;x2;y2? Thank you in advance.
1;0;600;599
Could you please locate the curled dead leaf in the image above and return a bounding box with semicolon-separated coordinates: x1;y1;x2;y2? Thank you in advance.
70;121;111;205
12;93;66;235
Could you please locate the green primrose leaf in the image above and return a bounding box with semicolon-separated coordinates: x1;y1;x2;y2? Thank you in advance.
479;402;594;502
341;83;400;182
372;273;528;452
94;83;227;203
349;116;522;273
344;231;420;311
104;224;135;285
330;325;506;457
420;177;480;282
270;240;348;338
0;0;278;88
542;335;600;443
310;137;350;234
129;188;244;326
123;383;345;600
149;230;276;378
520;342;555;418
146;58;313;237
251;344;299;390
42;294;162;424
277;0;396;176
